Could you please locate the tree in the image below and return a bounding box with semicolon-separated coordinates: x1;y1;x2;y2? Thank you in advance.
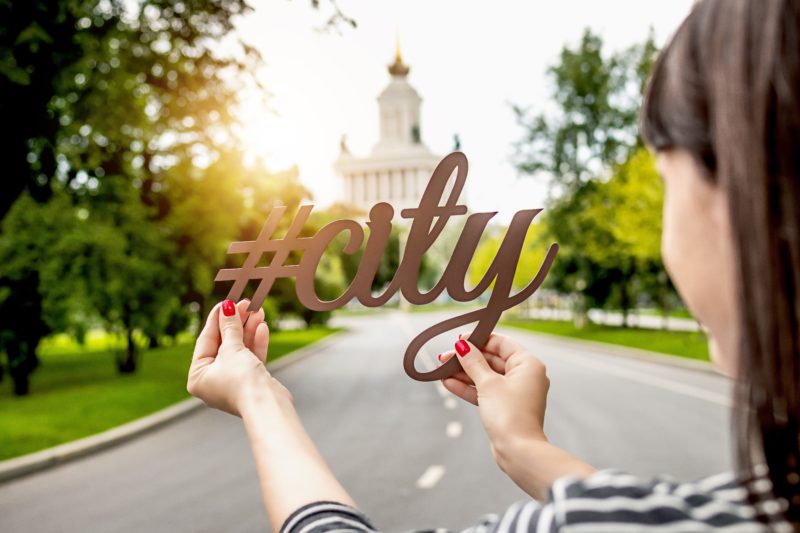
513;28;657;194
0;0;357;393
468;220;549;292
1;0;261;391
575;148;666;325
511;28;661;325
0;194;73;395
603;148;674;326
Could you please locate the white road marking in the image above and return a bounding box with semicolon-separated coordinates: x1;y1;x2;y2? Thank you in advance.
416;465;446;489
446;421;463;438
444;397;458;410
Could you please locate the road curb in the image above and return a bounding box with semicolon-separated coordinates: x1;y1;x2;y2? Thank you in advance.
0;328;346;485
498;325;718;374
0;397;204;485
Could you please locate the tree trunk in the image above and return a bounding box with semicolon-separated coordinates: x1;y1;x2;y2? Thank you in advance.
620;275;630;328
11;374;30;396
7;341;37;396
117;327;137;374
11;372;29;395
619;262;637;328
116;304;139;373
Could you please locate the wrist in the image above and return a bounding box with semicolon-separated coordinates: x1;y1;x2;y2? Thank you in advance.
492;430;548;473
494;434;595;501
239;382;282;419
236;372;277;414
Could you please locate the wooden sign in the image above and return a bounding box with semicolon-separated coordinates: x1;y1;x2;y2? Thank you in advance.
215;152;558;382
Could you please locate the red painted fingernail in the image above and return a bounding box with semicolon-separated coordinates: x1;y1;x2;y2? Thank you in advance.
455;339;470;357
222;299;236;317
437;353;443;362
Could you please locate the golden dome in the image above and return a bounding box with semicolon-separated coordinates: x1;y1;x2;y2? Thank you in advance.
387;33;410;77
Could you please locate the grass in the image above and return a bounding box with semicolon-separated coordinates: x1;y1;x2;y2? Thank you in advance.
502;318;710;362
0;327;338;461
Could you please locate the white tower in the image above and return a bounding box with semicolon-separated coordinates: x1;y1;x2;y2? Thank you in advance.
335;37;443;214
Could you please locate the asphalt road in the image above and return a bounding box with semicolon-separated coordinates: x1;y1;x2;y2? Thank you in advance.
0;311;733;533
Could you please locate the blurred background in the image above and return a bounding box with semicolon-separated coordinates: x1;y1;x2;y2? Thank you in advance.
1;2;727;532
0;4;730;533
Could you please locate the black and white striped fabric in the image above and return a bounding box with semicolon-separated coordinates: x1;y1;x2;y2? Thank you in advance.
279;470;792;533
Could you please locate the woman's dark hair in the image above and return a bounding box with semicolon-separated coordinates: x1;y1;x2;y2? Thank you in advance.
641;0;800;528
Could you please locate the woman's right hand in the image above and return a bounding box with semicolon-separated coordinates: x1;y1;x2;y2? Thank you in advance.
439;333;550;466
440;333;594;501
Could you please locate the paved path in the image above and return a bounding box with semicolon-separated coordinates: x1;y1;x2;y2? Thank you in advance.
0;312;732;532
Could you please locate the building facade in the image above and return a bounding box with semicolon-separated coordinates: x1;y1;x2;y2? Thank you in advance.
334;40;445;214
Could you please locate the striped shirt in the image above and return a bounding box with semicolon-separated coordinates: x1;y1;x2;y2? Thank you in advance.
279;470;792;533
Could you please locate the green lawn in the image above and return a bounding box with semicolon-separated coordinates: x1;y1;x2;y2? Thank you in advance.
501;319;710;362
0;327;338;461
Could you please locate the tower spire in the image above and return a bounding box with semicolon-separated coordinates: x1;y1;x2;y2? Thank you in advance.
395;32;402;62
388;32;410;77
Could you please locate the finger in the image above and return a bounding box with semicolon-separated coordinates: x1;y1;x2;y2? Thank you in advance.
457;331;515;366
483;333;527;361
449;370;474;386
486;352;507;374
437;351;474;384
218;299;245;350
505;350;546;376
193;303;222;360
442;377;478;405
236;298;251;320
243;307;264;352
254;321;269;363
439;349;504;379
237;299;252;325
437;350;456;365
454;338;498;388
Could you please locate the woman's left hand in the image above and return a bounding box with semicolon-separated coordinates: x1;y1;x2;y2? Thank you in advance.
187;298;293;417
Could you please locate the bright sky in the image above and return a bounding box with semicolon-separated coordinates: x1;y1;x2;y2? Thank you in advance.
235;0;695;223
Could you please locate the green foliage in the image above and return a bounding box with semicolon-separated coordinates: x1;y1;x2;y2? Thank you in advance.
468;221;549;291
513;28;658;193
511;28;675;324
0;0;351;394
587;148;663;266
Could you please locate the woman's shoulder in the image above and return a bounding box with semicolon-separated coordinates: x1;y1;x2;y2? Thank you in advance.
540;468;786;532
409;469;790;533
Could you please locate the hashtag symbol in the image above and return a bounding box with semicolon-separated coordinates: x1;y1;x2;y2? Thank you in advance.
215;205;314;312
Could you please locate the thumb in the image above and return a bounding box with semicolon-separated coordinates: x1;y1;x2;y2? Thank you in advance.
219;299;245;350
454;338;497;388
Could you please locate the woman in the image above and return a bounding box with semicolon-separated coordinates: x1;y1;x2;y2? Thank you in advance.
187;0;800;530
